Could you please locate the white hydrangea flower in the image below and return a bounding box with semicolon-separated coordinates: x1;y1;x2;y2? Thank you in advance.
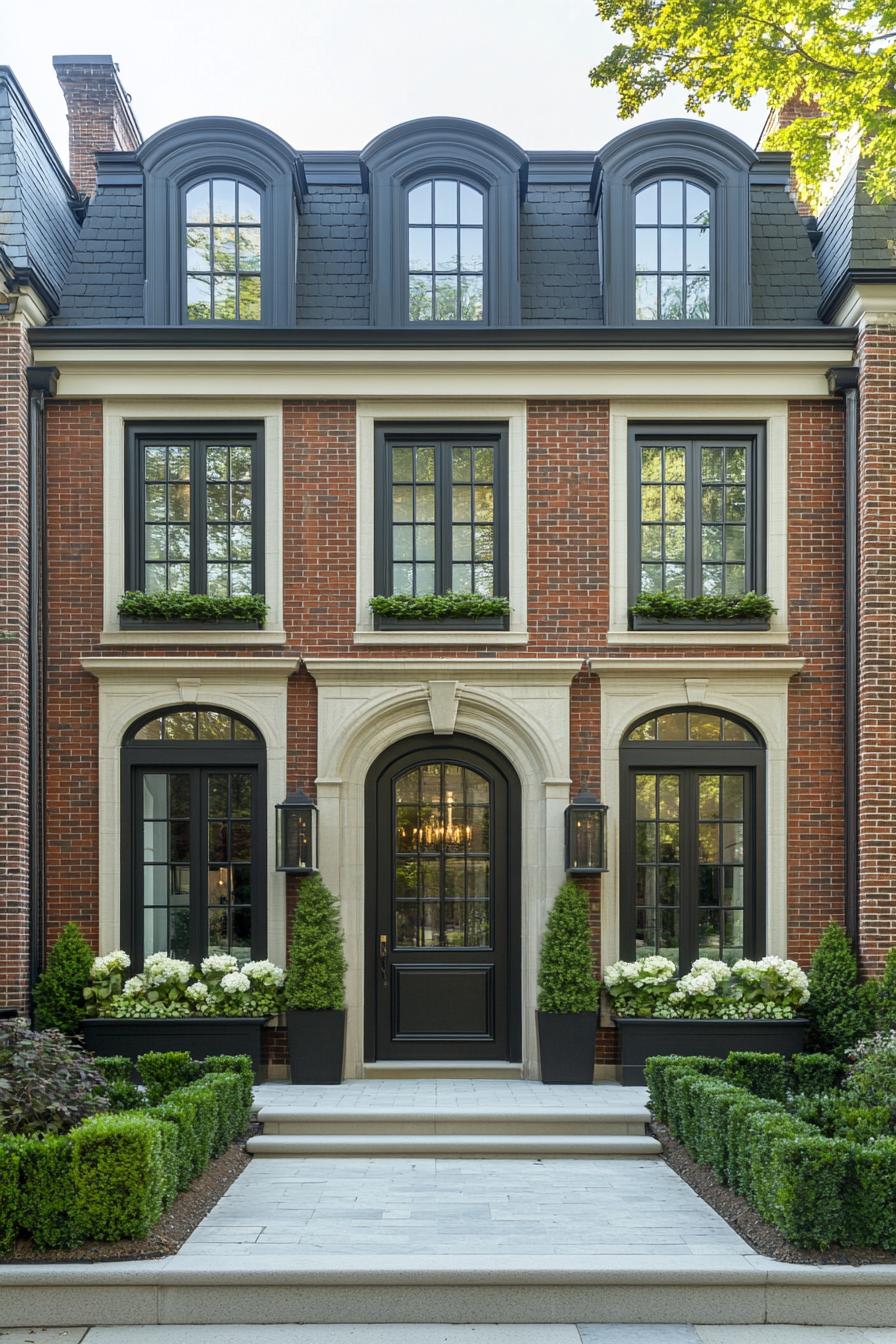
242;959;285;984
91;949;131;978
201;954;239;976
122;974;145;997
690;958;733;983
220;970;251;995
185;981;210;1001
676;969;720;997
143;953;193;986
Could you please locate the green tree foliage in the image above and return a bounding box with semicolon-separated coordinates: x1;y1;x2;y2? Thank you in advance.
808;921;871;1055
536;881;600;1014
32;923;95;1035
589;0;896;207
285;876;347;1011
874;946;896;1031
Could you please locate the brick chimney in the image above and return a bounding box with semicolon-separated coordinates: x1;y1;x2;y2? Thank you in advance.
52;55;141;196
757;96;821;216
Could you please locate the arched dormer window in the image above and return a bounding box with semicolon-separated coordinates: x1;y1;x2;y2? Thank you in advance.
634;178;711;322
408;178;485;322
184;177;262;322
594;120;755;327
139;117;304;327
361;117;528;327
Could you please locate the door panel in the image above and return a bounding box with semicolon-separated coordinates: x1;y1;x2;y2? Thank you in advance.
366;737;520;1062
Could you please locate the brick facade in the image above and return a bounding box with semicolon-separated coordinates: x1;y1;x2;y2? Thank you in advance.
53;57;140;197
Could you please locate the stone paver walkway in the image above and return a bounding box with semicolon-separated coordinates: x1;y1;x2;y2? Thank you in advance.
252;1080;650;1113
176;1154;750;1260
7;1324;896;1342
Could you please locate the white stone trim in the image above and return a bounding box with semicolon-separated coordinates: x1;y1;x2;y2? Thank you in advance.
82;655;298;969
101;399;284;644
589;656;804;972
353;398;528;643
607;398;790;644
303;656;582;1079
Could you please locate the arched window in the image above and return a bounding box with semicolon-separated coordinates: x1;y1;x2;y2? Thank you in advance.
634;178;711;322
122;707;266;967
184;177;262;322
407;178;485;322
619;708;764;970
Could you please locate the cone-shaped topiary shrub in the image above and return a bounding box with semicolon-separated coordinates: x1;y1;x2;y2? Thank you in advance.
537;881;600;1014
873;947;896;1033
32;923;95;1035
285;876;347;1011
808;922;872;1056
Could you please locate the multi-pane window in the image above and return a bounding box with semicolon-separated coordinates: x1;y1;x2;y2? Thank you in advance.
128;426;263;600
408;179;484;322
376;427;506;609
621;709;762;971
393;762;492;948
124;708;265;968
630;429;761;604
634;178;711;321
185;178;262;322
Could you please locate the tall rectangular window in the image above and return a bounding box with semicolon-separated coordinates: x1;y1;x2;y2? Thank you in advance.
627;425;764;608
127;424;264;598
375;424;507;616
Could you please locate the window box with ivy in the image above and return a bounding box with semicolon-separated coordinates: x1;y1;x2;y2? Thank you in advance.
118;592;268;630
369;591;511;631
630;591;775;631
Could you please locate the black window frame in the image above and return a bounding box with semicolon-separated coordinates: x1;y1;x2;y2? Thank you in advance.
373;422;509;630
181;174;264;326
632;173;713;325
125;421;265;620
404;174;487;326
627;421;767;628
121;706;267;970
619;707;766;970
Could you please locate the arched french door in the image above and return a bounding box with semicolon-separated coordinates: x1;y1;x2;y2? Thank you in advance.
619;707;765;970
365;734;521;1062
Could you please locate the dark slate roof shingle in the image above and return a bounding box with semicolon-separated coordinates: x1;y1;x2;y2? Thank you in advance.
520;187;602;324
750;184;822;324
55;184;144;324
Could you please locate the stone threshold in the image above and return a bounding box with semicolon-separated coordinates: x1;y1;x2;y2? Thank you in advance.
3;1256;896;1328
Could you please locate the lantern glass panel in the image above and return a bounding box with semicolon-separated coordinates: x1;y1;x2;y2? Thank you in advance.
277;800;316;872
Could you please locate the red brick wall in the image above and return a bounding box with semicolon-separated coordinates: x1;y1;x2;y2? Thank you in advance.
54;59;141;197
856;327;896;973
44;399;104;949
0;324;32;1010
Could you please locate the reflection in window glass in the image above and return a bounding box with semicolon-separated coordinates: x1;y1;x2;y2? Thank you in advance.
635;179;710;321
185;179;262;321
408;179;484;322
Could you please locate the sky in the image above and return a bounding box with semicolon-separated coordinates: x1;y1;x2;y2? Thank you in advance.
6;0;767;162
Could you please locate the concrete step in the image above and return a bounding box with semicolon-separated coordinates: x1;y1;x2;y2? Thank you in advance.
256;1106;651;1137
361;1061;524;1080
246;1132;661;1158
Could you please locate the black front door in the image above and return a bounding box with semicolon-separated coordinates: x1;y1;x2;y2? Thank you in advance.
365;735;520;1061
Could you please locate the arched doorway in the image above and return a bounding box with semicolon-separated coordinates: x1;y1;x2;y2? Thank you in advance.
364;733;521;1062
619;706;765;970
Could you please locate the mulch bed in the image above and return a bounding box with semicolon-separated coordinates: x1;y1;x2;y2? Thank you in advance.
0;1124;257;1265
653;1119;896;1266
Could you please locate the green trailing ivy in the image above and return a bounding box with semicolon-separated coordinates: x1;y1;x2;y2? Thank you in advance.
285;875;347;1011
369;592;511;622
118;591;268;625
32;922;95;1035
536;881;600;1015
631;591;776;623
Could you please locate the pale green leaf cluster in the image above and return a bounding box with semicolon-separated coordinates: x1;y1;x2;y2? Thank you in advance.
590;0;896;206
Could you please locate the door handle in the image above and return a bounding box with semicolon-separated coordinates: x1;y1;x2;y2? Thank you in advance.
378;933;389;986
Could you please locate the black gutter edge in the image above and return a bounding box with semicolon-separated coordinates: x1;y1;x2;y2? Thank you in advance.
819;268;896;323
28;324;859;351
25;365;58;1005
827;363;860;948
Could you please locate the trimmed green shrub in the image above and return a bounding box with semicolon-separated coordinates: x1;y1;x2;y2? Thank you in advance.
747;1111;816;1222
71;1112;165;1241
15;1135;83;1250
137;1050;198;1105
692;1078;748;1181
118;590;267;625
726;1092;786;1196
790;1051;842;1095
93;1055;133;1086
723;1051;789;1101
808;923;871;1055
844;1030;896;1109
874;948;896;1032
285;875;347;1011
32;922;95;1035
536;881;600;1014
105;1080;146;1113
154;1118;179;1211
792;1092;890;1143
152;1088;212;1188
630;590;775;623
748;1112;850;1248
643;1053;724;1126
203;1053;254;1113
0;1020;109;1135
0;1136;21;1253
846;1138;896;1249
193;1071;249;1153
368;592;511;622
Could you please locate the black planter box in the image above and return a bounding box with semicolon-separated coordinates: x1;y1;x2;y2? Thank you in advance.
613;1015;810;1086
119;618;262;631
82;1016;268;1081
536;1010;597;1084
631;615;770;632
373;615;509;632
287;1009;346;1084
0;1007;19;1020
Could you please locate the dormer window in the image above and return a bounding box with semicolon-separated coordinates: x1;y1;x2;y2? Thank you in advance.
408;179;485;322
185;178;262;322
634;179;711;322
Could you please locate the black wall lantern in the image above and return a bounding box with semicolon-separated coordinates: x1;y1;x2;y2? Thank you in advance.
565;788;608;874
276;790;318;874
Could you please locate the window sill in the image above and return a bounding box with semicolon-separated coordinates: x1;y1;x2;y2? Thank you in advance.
100;628;288;647
607;627;790;647
354;628;529;647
